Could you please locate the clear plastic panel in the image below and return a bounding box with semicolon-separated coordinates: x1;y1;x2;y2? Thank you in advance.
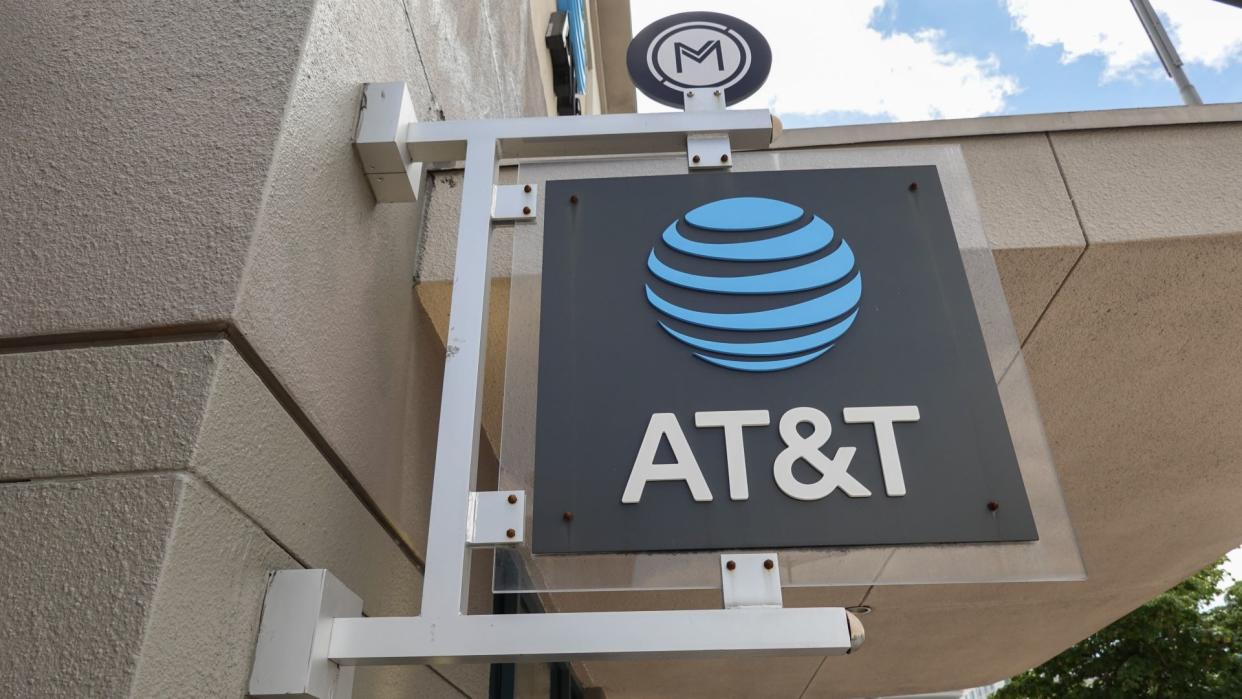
494;145;1085;592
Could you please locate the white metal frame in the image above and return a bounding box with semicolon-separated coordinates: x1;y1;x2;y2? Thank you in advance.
250;82;864;699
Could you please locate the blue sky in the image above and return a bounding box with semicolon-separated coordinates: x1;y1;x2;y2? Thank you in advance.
875;0;1242;116
630;0;1242;126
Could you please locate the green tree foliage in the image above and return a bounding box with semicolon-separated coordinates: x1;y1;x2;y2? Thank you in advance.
997;559;1242;698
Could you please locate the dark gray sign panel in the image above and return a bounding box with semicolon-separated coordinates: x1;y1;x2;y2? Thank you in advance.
532;167;1037;555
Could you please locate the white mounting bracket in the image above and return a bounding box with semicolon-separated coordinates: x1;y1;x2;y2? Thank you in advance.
252;83;862;698
491;184;538;222
252;569;863;683
721;553;783;609
354;82;424;203
683;89;727;112
687;134;732;170
249;569;362;699
683;89;731;170
467;490;525;546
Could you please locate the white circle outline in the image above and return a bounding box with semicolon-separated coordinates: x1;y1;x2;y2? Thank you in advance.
645;20;752;93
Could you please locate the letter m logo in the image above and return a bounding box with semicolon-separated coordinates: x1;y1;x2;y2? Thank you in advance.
673;40;724;73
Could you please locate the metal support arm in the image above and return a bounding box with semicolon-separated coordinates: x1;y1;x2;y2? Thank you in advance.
251;570;862;672
403;107;774;162
331;608;862;665
250;84;857;699
415;102;779;624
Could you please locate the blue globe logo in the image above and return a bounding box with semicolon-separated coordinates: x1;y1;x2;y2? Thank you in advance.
645;196;861;372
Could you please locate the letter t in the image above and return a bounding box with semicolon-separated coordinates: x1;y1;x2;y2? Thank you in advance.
842;406;920;496
695;410;771;501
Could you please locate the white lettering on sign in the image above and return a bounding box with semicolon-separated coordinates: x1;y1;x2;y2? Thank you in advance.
773;407;868;500
621;413;714;503
621;406;920;504
694;410;770;501
843;406;921;497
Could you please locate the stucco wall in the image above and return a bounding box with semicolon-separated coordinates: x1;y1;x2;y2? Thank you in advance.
0;0;552;695
0;341;486;696
0;476;182;696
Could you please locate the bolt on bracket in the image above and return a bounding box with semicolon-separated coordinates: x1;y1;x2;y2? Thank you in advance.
466;490;526;546
683;89;728;113
720;553;783;609
687;133;732;170
491;184;538;222
683;88;732;171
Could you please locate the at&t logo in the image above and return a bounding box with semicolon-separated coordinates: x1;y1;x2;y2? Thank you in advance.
645;197;862;373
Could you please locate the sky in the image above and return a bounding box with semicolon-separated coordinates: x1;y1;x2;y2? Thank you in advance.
628;0;1242;586
629;0;1242;125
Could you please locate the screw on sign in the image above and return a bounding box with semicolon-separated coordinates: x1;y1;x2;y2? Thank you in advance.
626;12;772;109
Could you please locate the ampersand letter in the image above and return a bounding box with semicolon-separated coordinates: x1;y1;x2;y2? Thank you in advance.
773;407;871;500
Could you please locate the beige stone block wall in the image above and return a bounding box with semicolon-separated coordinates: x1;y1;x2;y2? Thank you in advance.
0;0;552;553
0;476;183;696
955;134;1085;341
0;0;560;694
0;340;485;696
1049;123;1242;243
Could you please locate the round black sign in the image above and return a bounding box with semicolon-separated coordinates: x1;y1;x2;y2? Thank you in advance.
626;12;772;109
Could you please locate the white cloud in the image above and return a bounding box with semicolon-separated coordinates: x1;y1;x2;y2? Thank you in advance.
1161;0;1242;70
630;0;1019;121
1004;0;1242;79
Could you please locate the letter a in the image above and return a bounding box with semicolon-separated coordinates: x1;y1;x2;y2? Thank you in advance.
622;413;713;504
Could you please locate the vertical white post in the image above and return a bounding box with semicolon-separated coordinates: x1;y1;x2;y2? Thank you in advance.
420;136;500;617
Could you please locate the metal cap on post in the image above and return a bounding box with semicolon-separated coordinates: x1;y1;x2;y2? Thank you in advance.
846;611;866;653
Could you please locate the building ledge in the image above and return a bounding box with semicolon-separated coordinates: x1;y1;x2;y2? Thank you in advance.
774;102;1242;149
